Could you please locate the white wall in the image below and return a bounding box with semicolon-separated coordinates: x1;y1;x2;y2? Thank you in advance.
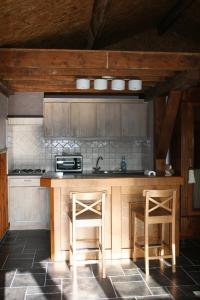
0;92;8;149
8;92;44;116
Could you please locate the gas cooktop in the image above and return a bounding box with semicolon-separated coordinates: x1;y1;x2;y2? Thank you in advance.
9;169;46;176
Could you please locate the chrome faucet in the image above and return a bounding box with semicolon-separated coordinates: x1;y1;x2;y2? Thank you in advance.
93;156;103;172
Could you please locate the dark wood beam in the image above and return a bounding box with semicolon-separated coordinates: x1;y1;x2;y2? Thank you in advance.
86;0;111;49
0;79;13;96
145;70;200;98
157;0;194;35
0;66;176;78
156;90;182;159
1;49;200;71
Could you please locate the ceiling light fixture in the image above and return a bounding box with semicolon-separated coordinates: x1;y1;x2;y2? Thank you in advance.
94;79;108;90
76;78;90;89
128;79;142;91
111;79;125;90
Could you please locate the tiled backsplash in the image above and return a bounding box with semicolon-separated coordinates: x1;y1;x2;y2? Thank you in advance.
7;118;153;172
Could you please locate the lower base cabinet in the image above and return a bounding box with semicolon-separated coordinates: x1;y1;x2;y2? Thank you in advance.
8;177;50;230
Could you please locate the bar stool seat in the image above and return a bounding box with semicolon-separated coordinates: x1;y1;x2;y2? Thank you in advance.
130;189;177;276
68;191;106;278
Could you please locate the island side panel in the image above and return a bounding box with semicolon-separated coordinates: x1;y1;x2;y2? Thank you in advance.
50;187;63;261
111;186;122;259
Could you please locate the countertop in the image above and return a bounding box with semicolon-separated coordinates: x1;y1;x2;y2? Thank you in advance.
41;170;147;179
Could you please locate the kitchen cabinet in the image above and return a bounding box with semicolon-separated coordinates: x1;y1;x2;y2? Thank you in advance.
8;177;50;230
44;102;70;137
0;152;8;240
44;99;149;139
70;103;97;137
121;103;147;137
97;103;121;138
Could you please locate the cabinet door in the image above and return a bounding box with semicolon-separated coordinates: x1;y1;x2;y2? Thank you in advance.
121;103;147;137
9;186;49;230
44;102;70;137
70;103;97;137
97;103;121;138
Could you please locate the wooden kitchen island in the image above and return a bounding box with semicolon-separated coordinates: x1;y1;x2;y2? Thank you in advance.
40;175;183;261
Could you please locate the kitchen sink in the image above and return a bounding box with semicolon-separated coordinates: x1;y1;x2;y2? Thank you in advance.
92;170;144;176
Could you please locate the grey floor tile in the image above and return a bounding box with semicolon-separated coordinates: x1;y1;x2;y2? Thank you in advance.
123;268;140;276
110;274;142;282
0;270;15;287
0;254;7;268
47;262;71;279
12;273;45;287
186;271;200;284
161;267;196;286
7;253;34;260
45;278;62;286
92;262;124;277
27;284;61;294
2;258;33;270
136;296;172;299
150;286;170;295
62;277;116;299
16;267;46;274
113;280;151;297
0;287;26;300
26;294;61;300
140;268;173;287
166;285;199;300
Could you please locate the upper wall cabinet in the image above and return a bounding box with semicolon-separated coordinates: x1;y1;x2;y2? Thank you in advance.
70;103;97;137
44;99;149;139
97;103;121;138
44;102;70;137
121;103;147;137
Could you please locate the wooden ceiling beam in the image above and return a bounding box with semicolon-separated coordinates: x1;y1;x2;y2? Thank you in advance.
145;70;200;98
0;66;176;78
8;79;156;90
1;49;200;71
3;75;166;82
156;90;182;159
87;0;111;49
0;79;13;96
157;0;194;35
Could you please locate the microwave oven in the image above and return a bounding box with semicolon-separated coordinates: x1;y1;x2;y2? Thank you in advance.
55;155;83;173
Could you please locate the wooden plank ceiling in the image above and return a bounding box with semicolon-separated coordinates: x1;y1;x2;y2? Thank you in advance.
0;48;200;97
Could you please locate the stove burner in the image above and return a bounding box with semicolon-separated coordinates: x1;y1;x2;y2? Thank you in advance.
11;169;45;175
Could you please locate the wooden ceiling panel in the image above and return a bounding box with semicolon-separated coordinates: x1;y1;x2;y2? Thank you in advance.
94;0;177;47
0;0;93;47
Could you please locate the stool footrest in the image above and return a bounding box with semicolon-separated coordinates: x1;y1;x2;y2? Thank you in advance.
135;242;163;249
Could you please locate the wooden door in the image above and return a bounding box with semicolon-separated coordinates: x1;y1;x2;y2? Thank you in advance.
121;103;147;137
97;103;121;138
44;102;70;137
70;103;97;137
0;152;8;240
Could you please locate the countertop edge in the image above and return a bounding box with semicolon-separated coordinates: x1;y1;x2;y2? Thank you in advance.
40;176;184;188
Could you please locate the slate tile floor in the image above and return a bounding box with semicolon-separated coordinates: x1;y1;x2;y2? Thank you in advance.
0;231;200;300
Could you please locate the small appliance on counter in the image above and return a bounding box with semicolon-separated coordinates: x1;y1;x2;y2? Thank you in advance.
55;155;83;173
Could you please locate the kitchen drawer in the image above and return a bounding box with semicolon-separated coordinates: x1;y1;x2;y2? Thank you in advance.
8;178;40;187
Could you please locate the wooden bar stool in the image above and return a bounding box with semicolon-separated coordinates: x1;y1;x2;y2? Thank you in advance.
131;189;177;276
68;191;106;278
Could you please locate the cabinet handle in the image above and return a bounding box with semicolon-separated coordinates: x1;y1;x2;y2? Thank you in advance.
24;179;32;182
